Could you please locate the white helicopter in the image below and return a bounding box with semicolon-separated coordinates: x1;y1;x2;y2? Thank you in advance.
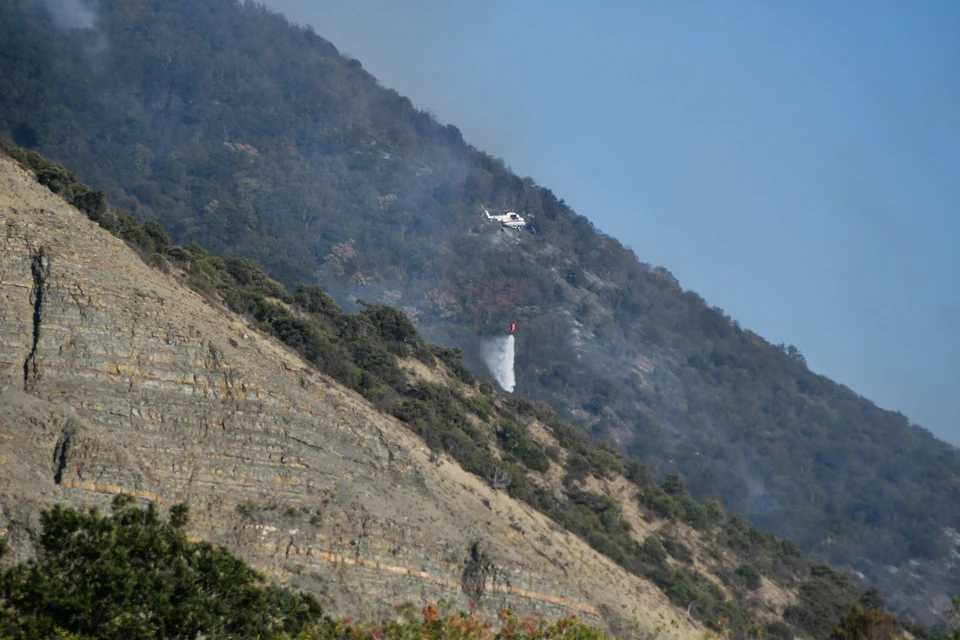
483;208;527;230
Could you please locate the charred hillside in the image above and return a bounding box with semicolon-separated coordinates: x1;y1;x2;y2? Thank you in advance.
1;0;958;620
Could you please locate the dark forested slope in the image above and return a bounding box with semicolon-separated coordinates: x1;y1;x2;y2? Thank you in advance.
1;0;958;619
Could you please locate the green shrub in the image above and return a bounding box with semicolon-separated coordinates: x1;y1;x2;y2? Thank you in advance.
0;496;322;639
464;394;493;421
625;459;653;486
736;563;763;590
361;302;421;354
341;317;405;389
764;621;795;640
646;566;745;631
431;344;475;384
294;604;618;640
641;535;668;565
496;420;550;473
724;513;772;552
294;284;343;316
831;605;896;640
143;220;170;253
783;565;860;639
638;480;715;531
224;257;290;300
661;535;694;564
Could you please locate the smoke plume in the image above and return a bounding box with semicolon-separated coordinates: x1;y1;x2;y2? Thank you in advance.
34;0;99;30
480;335;515;393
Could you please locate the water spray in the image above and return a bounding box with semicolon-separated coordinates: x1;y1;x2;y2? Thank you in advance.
480;334;516;393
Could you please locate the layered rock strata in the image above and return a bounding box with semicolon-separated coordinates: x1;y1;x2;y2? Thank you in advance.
0;155;697;635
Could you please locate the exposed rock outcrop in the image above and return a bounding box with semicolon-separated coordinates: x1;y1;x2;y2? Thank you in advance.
0;155;698;635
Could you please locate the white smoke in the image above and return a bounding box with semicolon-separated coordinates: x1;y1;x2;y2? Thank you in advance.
480;335;515;393
34;0;99;30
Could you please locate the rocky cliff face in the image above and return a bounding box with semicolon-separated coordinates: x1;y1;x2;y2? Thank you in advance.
0;155;699;635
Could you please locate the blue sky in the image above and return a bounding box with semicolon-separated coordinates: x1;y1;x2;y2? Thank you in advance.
262;0;960;445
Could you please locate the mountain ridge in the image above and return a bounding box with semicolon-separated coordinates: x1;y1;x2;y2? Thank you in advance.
1;0;957;622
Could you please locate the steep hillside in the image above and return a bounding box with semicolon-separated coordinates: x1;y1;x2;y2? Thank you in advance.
0;151;705;634
1;0;958;620
2;148;929;639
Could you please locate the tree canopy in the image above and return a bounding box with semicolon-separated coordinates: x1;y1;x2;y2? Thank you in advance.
0;495;323;639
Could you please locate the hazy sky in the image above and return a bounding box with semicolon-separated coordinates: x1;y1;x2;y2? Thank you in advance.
261;0;960;445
